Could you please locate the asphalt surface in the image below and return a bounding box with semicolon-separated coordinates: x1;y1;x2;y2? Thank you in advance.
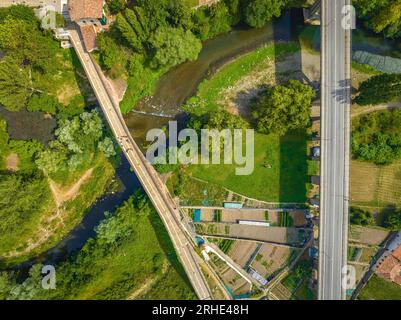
319;0;351;300
69;29;212;300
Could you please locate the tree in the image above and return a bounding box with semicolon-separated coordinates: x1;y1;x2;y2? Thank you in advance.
384;208;401;230
251;80;315;135
97;32;127;78
354;0;401;38
98;137;117;158
107;0;126;14
27;94;59;114
244;0;285;28
167;0;193;30
0;56;37;111
115;13;143;52
355;73;401;106
149;26;201;69
352;109;401;164
350;207;374;225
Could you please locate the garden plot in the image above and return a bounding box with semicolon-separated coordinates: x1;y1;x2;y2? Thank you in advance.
251;244;298;278
209;254;251;297
227;241;259;268
349;226;389;246
196;223;305;245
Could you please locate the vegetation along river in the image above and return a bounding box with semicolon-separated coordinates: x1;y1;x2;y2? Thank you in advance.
11;8;401;270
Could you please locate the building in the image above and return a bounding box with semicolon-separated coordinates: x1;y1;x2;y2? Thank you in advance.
374;231;401;286
68;0;104;25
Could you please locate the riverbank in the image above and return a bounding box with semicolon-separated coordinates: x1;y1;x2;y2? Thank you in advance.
0;194;196;300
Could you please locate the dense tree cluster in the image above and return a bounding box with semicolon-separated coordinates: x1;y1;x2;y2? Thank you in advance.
251;80;315;135
350;207;374;225
352;109;401;165
36;110;116;175
0;5;80;113
354;0;401;38
0;171;50;254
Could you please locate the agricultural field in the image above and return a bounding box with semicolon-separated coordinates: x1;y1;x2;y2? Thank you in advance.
226;241;259;268
195;222;306;245
251;244;299;278
209;254;251;298
349;226;390;246
351;159;401;211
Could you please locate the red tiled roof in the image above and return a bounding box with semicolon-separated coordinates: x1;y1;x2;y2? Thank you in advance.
79;25;97;52
392;246;401;261
376;246;401;286
69;0;103;21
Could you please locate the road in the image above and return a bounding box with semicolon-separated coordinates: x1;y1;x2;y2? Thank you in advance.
319;0;351;300
68;29;212;300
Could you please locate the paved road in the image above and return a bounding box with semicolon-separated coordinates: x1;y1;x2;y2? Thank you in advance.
319;0;351;300
68;29;212;300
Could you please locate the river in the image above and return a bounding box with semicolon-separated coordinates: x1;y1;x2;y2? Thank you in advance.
9;9;401;270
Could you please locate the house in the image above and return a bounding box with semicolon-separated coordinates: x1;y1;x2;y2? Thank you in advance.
374;231;401;286
68;0;105;52
68;0;104;26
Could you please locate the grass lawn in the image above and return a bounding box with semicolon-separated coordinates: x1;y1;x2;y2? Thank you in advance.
188;130;315;203
359;274;401;300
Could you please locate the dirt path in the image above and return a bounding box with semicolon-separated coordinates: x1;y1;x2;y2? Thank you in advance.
351;102;401;118
49;168;94;208
5;153;19;171
127;262;169;300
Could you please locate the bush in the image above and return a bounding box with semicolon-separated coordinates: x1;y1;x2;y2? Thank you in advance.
350;207;374;226
27;94;59;114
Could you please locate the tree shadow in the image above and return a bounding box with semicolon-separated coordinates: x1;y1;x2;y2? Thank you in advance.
147;203;196;292
272;10;310;204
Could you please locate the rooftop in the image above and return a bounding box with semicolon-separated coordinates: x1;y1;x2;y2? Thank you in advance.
69;0;103;22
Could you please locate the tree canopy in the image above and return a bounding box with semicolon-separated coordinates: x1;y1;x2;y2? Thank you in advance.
352;109;401;165
244;0;286;28
354;0;401;38
251;80;315;135
149;26;201;68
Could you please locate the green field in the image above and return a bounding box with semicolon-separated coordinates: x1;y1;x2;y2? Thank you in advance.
359;274;401;300
188;130;315;203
